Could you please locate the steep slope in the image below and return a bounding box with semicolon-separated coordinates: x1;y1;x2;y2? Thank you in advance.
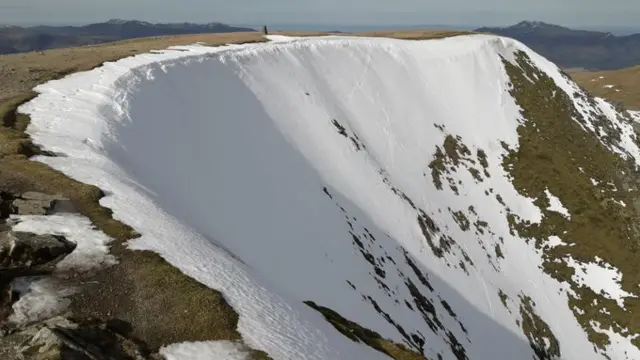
19;35;640;359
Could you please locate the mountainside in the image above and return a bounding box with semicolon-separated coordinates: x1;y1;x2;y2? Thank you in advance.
476;21;640;70
0;19;255;55
13;34;640;359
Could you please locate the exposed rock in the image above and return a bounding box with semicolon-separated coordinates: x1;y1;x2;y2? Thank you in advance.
0;279;15;323
11;191;68;216
41;319;159;360
0;192;17;219
0;231;77;275
2;316;163;360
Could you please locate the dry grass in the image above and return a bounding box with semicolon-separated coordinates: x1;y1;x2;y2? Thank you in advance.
0;29;470;358
0;32;267;102
570;66;640;110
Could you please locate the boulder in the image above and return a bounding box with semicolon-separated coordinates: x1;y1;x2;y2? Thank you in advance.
11;191;59;216
0;231;76;274
0;192;17;219
10;191;76;216
13;317;163;360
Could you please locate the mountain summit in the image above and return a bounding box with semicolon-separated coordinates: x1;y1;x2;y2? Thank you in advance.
17;34;640;360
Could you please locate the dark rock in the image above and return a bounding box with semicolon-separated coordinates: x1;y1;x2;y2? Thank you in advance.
2;317;163;360
0;192;17;219
0;231;77;274
51;318;159;360
0;279;14;323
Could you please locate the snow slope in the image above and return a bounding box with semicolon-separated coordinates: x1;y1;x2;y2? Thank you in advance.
19;35;640;359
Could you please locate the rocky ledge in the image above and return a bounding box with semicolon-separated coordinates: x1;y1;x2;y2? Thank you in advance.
0;191;164;360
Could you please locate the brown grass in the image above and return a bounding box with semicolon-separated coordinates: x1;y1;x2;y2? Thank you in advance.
570;66;640;110
0;29;471;357
0;32;267;102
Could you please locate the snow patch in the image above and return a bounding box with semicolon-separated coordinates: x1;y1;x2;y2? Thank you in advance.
545;235;567;248
8;277;74;325
544;189;570;218
161;341;249;360
565;257;635;308
9;213;116;272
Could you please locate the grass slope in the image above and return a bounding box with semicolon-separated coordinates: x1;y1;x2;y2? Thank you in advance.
571;66;640;110
503;51;640;351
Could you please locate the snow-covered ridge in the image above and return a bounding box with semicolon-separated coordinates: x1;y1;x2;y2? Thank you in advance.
19;35;640;359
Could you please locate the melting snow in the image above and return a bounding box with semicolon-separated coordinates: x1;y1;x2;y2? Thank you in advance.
8;277;74;325
545;235;567;249
9;213;116;272
7;213;115;325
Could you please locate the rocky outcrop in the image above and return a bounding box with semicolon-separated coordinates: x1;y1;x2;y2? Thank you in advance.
0;231;76;275
0;316;165;360
0;191;76;219
11;191;75;216
0;231;76;324
1;316;163;360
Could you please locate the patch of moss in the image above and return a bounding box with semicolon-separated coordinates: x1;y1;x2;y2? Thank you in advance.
450;209;471;231
304;301;428;360
498;290;509;309
501;50;640;349
429;135;489;193
519;295;561;360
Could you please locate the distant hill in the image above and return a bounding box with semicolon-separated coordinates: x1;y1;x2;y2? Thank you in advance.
0;19;255;55
476;21;640;70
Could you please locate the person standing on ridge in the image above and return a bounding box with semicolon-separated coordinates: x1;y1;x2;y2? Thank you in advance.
261;25;268;35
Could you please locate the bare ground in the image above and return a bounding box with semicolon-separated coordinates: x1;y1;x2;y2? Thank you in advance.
0;29;473;357
570;66;640;110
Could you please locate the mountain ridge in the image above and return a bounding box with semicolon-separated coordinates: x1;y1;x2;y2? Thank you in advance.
0;19;255;55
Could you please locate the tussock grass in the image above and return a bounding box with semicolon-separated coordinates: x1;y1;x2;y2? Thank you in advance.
570;66;640;110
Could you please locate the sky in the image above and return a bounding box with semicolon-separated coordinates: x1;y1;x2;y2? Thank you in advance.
1;0;639;28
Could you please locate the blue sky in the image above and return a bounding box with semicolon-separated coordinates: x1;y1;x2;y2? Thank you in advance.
1;0;638;28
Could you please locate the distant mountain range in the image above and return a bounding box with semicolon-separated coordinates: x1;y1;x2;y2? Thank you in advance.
2;19;640;70
0;19;255;55
476;21;640;70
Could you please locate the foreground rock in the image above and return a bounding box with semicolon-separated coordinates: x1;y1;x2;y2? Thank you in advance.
11;191;74;216
1;316;164;360
0;231;76;275
0;231;76;323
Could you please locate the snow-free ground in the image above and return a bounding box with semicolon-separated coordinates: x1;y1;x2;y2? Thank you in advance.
18;35;640;359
